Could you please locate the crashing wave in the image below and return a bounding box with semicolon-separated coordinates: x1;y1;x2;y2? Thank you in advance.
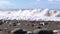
0;9;60;21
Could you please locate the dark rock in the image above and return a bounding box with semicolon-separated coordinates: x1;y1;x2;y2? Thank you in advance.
38;30;54;34
11;28;27;34
33;29;54;34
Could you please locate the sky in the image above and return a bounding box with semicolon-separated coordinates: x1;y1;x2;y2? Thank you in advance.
0;0;60;9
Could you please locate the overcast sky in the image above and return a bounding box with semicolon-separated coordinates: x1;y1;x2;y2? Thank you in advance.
0;0;60;9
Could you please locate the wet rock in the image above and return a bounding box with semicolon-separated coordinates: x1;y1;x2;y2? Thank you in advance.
33;29;54;34
11;28;27;34
38;30;54;34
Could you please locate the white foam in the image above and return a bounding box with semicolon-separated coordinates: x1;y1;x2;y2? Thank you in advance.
0;9;60;21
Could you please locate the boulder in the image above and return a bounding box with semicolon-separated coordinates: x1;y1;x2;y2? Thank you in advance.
33;29;54;34
11;28;27;34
